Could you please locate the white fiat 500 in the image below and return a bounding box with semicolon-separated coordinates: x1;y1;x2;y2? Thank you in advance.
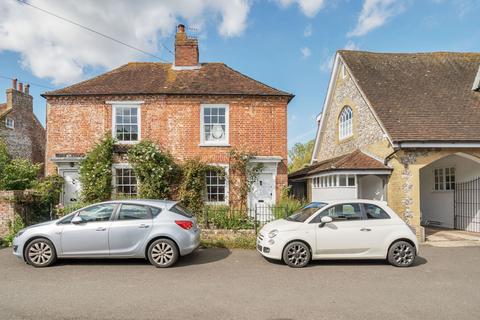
257;200;419;268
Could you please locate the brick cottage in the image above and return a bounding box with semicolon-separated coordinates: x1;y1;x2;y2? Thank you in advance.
42;24;293;207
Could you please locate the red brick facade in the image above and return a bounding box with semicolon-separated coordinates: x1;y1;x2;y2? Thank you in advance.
45;94;289;202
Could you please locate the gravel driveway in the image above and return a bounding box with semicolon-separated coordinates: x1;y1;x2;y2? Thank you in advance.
1;245;480;320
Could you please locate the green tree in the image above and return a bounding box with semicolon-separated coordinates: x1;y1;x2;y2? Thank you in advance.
79;135;115;202
127;140;181;199
0;159;40;190
288;139;315;173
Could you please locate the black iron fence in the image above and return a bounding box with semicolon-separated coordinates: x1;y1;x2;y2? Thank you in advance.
198;204;293;233
454;177;480;232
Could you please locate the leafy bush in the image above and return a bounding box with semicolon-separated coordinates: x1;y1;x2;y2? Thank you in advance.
200;233;256;249
127;140;181;199
55;201;90;218
79;135;114;202
228;149;263;209
179;159;219;216
34;175;64;205
273;187;307;219
201;205;254;230
0;159;40;190
0;138;9;177
3;215;25;247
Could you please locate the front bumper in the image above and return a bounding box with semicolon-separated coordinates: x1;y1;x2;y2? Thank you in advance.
12;236;24;260
256;233;283;260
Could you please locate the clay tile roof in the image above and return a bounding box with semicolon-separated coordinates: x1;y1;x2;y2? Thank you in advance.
0;103;11;119
42;63;293;100
339;51;480;142
289;150;391;180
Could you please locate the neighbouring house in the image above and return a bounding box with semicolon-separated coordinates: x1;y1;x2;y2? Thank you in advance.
0;80;45;166
42;24;293;208
289;51;480;236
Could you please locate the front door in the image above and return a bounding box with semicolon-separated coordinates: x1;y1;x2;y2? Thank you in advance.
60;204;116;256
62;170;81;206
249;173;275;221
109;204;153;256
313;203;370;258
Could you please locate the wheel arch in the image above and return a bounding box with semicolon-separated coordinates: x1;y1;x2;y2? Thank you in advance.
144;236;180;258
23;236;58;261
282;239;313;255
387;238;417;257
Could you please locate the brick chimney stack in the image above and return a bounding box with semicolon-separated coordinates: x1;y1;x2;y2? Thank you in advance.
25;84;30;95
174;24;199;68
12;79;17;90
18;82;23;92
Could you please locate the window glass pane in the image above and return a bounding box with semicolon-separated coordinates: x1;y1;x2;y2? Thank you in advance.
315;203;363;222
118;204;150;220
339;175;347;186
339;106;353;140
205;168;227;203
77;204;116;222
115;168;138;197
348;176;355;186
364;204;390;219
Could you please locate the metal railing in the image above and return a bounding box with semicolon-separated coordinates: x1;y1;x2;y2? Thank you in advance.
454;177;480;233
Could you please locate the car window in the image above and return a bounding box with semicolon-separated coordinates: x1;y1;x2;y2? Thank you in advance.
77;204;116;222
150;206;162;217
286;202;328;222
364;204;390;219
170;204;193;218
118;204;151;220
58;212;75;224
312;203;363;222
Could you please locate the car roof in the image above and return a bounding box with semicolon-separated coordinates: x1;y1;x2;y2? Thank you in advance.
318;199;388;206
100;199;178;208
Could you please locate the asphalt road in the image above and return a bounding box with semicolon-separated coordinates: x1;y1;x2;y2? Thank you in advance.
1;245;480;320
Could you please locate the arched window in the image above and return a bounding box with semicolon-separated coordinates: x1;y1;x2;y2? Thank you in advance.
339;106;353;140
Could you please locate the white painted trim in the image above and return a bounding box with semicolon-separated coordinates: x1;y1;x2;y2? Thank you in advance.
291;169;392;182
111;103;141;144
311;54;340;163
106;101;144;105
455;152;480;164
205;164;229;205
394;142;480;148
472;65;480;91
172;65;201;70
251;156;283;163
51;157;84;163
200;104;229;146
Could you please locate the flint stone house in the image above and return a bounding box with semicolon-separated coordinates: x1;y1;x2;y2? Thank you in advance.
0;80;45;166
290;51;480;236
43;25;293;207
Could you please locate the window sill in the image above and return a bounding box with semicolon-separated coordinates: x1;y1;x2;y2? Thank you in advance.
205;201;229;206
199;143;231;148
115;141;140;145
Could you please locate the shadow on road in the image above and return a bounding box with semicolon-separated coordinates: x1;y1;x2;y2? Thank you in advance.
54;247;231;268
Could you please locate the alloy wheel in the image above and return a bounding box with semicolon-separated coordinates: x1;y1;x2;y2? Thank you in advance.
286;243;309;267
392;243;414;266
28;241;53;266
151;242;175;266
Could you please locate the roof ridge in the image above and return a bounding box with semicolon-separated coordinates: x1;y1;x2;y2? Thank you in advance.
338;50;480;56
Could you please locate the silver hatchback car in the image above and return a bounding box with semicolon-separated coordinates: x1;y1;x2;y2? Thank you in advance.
12;200;200;268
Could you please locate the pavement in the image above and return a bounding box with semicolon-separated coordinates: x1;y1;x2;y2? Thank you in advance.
425;227;480;247
1;246;480;320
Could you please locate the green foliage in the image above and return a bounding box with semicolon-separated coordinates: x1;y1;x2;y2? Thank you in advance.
55;201;90;218
200;233;256;249
34;175;64;205
273;187;307;219
228;149;263;209
288;139;315;173
0;138;9;177
179;158;217;216
127;140;181;199
79;135;114;202
201;205;254;230
0;159;40;190
3;215;25;247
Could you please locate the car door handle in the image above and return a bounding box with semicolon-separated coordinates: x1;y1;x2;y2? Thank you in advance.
96;227;107;231
138;224;150;228
360;228;371;232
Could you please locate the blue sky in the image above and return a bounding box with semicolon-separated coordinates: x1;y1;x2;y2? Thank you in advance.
1;0;479;148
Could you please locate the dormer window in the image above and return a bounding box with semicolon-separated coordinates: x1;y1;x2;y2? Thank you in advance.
339;106;353;140
5;117;14;129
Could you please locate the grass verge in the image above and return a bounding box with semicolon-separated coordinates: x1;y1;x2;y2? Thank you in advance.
200;234;256;249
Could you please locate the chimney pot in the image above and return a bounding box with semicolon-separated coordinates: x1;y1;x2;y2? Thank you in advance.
177;24;185;33
12;79;17;90
18;82;23;92
25;84;30;95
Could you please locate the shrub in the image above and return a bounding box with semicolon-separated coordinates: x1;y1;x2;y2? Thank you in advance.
228;149;263;209
3;215;25;247
34;175;64;205
179;159;218;216
0;159;40;190
0;138;9;177
127;140;181;199
273;187;307;219
202;205;254;230
79;135;114;202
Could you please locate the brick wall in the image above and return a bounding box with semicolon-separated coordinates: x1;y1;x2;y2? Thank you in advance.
45;94;289;203
0;191;17;238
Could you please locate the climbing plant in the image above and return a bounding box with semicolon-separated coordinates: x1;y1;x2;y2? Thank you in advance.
79;134;115;202
127;140;181;199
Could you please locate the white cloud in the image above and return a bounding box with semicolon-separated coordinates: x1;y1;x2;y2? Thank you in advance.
0;0;251;85
319;55;334;73
348;0;408;37
300;47;311;58
304;24;313;37
275;0;326;17
344;40;360;50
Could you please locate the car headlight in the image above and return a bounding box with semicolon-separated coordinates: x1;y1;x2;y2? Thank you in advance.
268;229;279;238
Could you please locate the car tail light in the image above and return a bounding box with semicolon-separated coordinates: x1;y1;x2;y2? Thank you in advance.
175;220;193;230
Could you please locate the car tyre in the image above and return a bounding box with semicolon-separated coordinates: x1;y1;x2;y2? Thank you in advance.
147;239;179;268
387;240;416;267
25;238;57;268
282;241;311;268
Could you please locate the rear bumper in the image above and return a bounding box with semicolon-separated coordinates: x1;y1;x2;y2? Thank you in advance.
179;228;200;256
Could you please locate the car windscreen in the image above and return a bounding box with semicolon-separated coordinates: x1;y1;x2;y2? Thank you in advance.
285;202;328;222
170;204;193;218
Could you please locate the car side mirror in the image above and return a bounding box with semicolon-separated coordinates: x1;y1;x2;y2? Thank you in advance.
71;216;84;224
319;216;333;228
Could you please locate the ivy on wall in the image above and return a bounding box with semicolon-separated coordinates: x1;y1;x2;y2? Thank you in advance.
79;135;114;202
